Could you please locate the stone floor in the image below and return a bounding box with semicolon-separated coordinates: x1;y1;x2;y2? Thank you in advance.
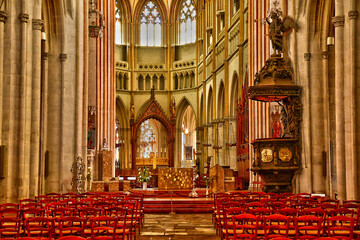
138;213;221;240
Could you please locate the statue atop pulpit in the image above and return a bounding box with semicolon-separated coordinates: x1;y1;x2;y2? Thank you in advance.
264;0;297;56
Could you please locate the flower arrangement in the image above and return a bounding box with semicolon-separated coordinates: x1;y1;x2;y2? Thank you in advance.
203;175;213;188
138;167;151;183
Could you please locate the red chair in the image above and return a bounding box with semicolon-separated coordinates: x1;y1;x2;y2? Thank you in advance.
276;208;298;218
49;207;75;218
321;199;340;208
269;238;292;240
78;207;102;218
268;202;287;211
24;217;54;238
1;203;19;209
231;213;259;240
21;208;45;221
90;216;116;240
295;215;323;239
13;238;39;240
343;200;360;205
55;216;86;237
244;202;265;211
58;237;87;240
264;214;290;240
300;208;326;218
327;216;355;239
315;238;338;240
222;207;245;240
21;203;42;210
19;199;37;208
0;217;21;238
0;208;21;218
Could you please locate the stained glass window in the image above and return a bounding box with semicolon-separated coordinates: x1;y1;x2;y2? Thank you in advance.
139;120;156;158
140;1;162;46
115;0;124;44
179;0;196;45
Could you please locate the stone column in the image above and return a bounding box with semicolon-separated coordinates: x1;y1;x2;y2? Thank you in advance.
18;12;30;199
59;53;67;191
0;11;7;145
346;9;358;199
29;18;43;198
332;14;346;200
40;50;48;195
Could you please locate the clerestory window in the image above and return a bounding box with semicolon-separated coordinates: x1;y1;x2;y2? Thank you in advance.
179;0;196;45
140;1;162;46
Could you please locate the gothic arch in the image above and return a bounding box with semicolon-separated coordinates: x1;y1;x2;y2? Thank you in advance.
217;81;225;119
131;94;175;169
199;93;203;125
169;0;198;23
134;0;168;21
230;72;239;117
175;97;196;167
207;86;213;123
176;96;196;125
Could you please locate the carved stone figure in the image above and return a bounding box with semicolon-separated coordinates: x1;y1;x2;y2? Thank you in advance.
130;102;135;119
266;10;298;55
170;99;176;118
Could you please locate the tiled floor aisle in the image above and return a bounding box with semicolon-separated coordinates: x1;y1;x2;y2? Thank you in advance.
138;213;221;240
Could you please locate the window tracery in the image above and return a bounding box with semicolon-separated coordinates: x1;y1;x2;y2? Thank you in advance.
139;120;156;158
140;1;162;46
179;0;196;44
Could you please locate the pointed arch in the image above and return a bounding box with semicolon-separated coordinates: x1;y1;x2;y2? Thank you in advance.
207;86;213;123
230;72;239;117
175;97;197;167
199;93;204;125
176;96;196;127
134;0;168;46
115;0;132;44
217;81;225;119
131;96;175;169
170;0;198;23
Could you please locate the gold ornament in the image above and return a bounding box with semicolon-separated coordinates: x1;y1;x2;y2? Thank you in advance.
279;147;292;162
261;148;273;162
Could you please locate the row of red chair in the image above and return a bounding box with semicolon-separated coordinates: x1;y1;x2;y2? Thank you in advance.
0;215;131;239
222;212;357;239
214;192;360;239
0;192;145;240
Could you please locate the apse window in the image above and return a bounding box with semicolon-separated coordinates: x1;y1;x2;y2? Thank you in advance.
179;0;196;45
140;1;162;46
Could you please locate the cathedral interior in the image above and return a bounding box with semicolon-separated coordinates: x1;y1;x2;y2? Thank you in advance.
0;0;360;237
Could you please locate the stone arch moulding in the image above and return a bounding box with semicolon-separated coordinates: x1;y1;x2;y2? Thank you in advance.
130;95;175;169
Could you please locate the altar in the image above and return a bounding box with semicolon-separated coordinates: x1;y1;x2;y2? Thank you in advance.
157;168;193;190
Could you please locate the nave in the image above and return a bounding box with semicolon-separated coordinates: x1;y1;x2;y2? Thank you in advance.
0;190;360;239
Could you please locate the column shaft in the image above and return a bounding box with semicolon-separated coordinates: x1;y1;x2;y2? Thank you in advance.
332;15;346;200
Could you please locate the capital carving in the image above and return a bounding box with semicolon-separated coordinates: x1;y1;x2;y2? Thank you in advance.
348;11;358;20
60;53;67;61
321;51;328;59
42;52;48;60
304;53;311;61
32;19;44;31
19;13;29;23
0;11;7;23
332;16;345;27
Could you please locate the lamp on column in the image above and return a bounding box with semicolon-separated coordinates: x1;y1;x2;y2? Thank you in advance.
89;0;105;38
